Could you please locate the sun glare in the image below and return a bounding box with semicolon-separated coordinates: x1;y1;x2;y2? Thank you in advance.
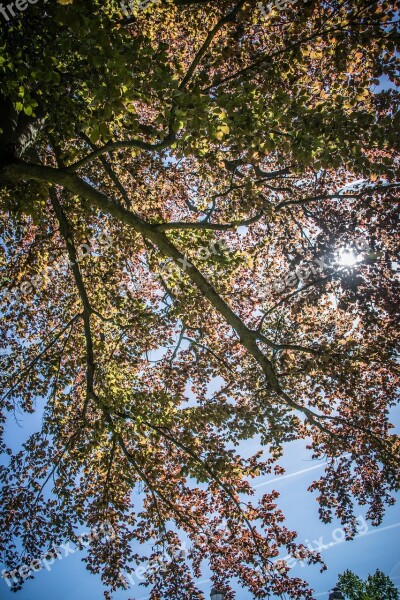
337;250;359;267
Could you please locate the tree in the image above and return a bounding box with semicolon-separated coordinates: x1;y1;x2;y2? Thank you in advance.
0;0;399;598
338;569;399;600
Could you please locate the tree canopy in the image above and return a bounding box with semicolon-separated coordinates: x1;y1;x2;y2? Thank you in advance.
0;0;399;598
338;569;399;599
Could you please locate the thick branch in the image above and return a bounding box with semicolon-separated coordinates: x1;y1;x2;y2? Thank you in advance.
0;161;337;429
49;189;96;415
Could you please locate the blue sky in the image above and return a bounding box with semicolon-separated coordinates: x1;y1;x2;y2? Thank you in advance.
1;415;399;600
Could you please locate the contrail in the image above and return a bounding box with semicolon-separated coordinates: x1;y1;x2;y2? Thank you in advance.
253;461;326;488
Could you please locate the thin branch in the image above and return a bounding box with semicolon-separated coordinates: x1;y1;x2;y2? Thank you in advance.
32;428;82;510
256;332;320;356
183;336;235;374
153;211;263;232
65;133;175;173
178;0;247;90
275;183;400;210
48;318;77;411
0;314;81;404
105;413;200;535
201;12;359;92
170;326;186;364
259;274;332;320
102;435;117;509
79;133;134;208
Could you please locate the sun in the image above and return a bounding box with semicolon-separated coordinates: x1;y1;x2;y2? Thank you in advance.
337;250;359;267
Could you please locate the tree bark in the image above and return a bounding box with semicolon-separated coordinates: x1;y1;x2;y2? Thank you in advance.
0;93;18;167
0;93;45;167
